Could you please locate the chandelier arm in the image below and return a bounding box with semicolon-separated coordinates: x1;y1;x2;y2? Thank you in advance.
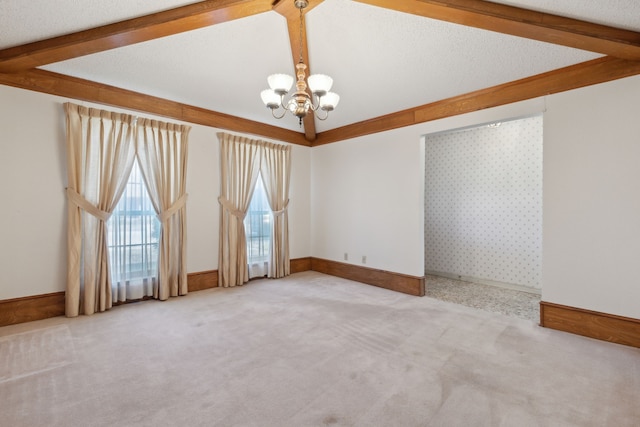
308;93;325;111
271;108;288;119
315;109;330;121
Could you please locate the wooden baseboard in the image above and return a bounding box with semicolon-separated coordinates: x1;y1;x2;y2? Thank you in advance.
190;258;313;289
0;259;421;327
290;257;312;274
310;257;425;296
0;270;218;327
540;301;640;348
187;270;218;292
0;292;65;327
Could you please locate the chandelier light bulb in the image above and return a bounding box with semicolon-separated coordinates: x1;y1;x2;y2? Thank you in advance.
260;89;281;109
267;74;294;95
320;92;340;111
308;74;333;97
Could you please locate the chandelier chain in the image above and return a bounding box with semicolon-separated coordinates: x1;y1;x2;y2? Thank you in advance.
298;5;304;64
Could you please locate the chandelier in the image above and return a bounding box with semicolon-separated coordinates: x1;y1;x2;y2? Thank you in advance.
260;0;339;125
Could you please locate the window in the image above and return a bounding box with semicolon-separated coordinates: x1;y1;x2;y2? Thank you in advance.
107;159;160;301
244;174;271;277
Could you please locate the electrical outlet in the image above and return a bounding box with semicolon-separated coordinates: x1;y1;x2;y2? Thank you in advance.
344;253;348;261
362;256;366;264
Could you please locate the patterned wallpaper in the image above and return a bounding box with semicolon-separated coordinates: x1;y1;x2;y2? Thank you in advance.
424;115;542;289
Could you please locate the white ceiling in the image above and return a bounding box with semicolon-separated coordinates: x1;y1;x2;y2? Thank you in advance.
1;0;639;133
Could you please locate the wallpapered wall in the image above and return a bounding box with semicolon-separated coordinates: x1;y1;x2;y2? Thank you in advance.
424;115;543;289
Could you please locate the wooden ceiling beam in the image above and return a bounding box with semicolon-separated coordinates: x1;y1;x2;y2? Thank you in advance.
0;68;311;147
0;0;274;73
355;0;640;60
273;0;325;142
313;56;640;146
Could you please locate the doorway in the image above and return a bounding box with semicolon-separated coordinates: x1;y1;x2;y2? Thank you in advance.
424;115;543;321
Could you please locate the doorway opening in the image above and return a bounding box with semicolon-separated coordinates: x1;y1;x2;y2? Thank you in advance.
424;115;543;321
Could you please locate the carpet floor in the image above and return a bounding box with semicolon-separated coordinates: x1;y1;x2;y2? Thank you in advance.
0;271;638;426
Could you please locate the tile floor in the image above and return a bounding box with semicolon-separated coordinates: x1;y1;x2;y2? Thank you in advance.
425;275;541;322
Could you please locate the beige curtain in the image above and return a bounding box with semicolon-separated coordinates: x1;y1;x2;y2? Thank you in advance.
260;142;292;278
136;119;191;300
217;133;262;287
65;103;136;317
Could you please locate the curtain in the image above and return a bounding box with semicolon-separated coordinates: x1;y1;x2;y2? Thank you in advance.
217;133;262;287
108;159;159;303
260;141;292;278
217;132;292;285
65;103;136;317
136;119;190;300
246;175;271;279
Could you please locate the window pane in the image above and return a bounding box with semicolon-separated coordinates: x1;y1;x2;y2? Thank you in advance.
245;175;271;264
107;160;160;291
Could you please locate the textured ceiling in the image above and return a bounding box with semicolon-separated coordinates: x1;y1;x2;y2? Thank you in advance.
1;0;638;133
493;0;640;31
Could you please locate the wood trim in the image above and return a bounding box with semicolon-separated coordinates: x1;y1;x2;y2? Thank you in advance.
282;12;318;142
187;270;219;292
5;262;424;327
273;0;325;142
2;57;638;148
290;257;312;274
313;56;640;146
1;0;639;148
310;257;425;296
185;259;315;288
0;69;311;147
355;0;640;60
0;292;65;327
4;0;638;71
0;270;219;327
540;301;640;349
0;0;274;73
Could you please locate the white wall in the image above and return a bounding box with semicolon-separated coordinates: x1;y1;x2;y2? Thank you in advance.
543;75;640;319
311;75;640;319
311;100;546;278
0;85;311;300
311;128;426;277
3;73;640;320
0;88;68;300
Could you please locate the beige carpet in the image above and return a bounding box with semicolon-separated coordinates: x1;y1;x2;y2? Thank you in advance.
0;271;638;426
0;325;75;383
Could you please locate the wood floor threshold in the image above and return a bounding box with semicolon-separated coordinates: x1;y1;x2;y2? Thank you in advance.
540;301;640;348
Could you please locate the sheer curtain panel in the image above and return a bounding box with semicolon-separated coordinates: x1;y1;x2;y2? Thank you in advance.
136;119;190;300
245;174;271;279
260;141;292;278
107;160;160;302
217;133;262;287
65;103;136;317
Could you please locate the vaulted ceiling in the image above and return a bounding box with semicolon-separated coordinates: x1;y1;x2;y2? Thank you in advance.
1;0;640;146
